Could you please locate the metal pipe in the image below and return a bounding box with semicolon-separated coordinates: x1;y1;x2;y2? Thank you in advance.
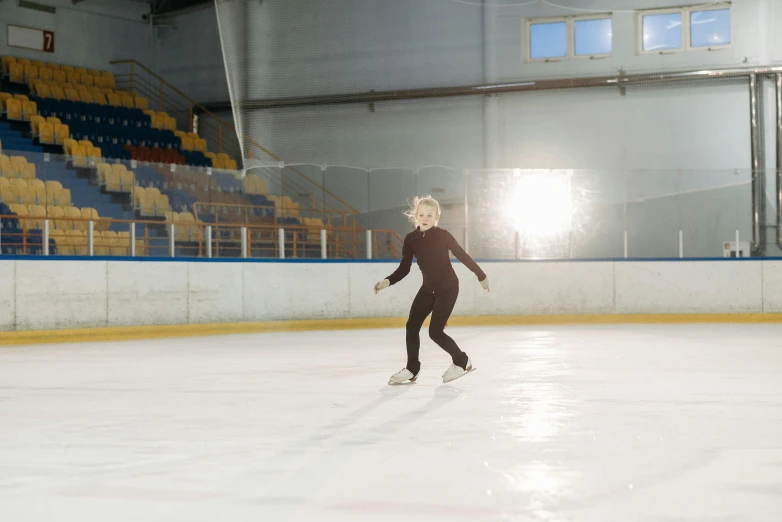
200;65;782;112
130;222;136;257
750;74;764;256
777;74;782;248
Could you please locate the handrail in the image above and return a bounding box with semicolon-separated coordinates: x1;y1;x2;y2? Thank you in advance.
0;214;402;259
108;59;359;214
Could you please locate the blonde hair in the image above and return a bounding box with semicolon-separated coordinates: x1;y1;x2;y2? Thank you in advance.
404;195;441;228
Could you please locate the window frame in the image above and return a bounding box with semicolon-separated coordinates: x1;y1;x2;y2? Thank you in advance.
524;13;613;63
636;4;732;55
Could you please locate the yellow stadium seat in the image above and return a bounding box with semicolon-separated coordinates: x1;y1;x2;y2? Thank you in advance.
21;101;36;121
133;187;147;213
78;139;92;149
34;82;51;98
110;235;129;257
47;205;64;223
38;67;53;83
141;188;157;216
180;136;194;151
20;163;36;181
107;92;122;107
6;98;22;120
52;69;67;84
1;154;16;178
46;63;60;70
67;71;82;85
54;124;69;145
2;56;15;76
194;138;207;153
93;231;109;256
72;145;87;168
164;116;177;131
1;185;18;205
67;230;87;255
39;122;55;145
121;93;135;109
88;146;102;160
0;92;13;108
27;205;47;230
150;113;163;130
31;179;46;204
78;89;94;104
156;193;169;216
9;177;28;197
121;170;134;193
92;91;107;105
94;76;107;89
225;159;238;171
9;204;27;221
32;61;45;68
96;163;111;185
58;188;71;207
30;115;45;138
62;207;81;231
16;59;30;67
50;85;65;100
60;65;73;72
63;138;78;156
74;67;87;76
9;63;24;83
74;207;94;232
134;96;148;110
23;65;39;85
81;74;94;88
65;88;80;102
105;170;121;192
10;156;26;169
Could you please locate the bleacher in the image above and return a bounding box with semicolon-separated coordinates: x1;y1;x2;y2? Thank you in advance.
1;55;237;169
0;55;327;258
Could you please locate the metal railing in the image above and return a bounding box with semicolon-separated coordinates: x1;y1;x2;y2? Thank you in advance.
0;213;402;260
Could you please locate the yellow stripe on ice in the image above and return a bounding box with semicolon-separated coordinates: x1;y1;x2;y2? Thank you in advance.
3;313;782;346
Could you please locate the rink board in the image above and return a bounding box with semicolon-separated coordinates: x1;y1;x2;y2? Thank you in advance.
0;257;780;341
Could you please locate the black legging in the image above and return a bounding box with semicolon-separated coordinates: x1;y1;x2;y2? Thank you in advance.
405;285;468;375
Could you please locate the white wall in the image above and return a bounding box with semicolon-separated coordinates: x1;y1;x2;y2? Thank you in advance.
153;4;230;104
217;0;778;171
0;258;778;332
0;0;152;71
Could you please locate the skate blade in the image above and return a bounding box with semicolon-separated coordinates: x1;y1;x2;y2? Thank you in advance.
442;367;476;384
388;377;417;386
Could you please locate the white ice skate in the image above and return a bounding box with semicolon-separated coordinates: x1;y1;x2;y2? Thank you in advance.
442;357;475;384
388;368;417;385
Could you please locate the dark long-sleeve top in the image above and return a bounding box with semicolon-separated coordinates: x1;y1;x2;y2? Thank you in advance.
386;226;486;292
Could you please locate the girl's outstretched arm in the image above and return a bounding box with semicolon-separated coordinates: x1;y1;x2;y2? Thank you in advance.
445;230;486;282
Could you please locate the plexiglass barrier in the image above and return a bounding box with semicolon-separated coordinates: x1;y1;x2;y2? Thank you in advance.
0;149;755;260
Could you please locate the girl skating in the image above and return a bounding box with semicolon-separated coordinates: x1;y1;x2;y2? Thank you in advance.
374;196;490;385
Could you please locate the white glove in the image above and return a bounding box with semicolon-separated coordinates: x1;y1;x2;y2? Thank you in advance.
374;279;390;294
480;276;490;292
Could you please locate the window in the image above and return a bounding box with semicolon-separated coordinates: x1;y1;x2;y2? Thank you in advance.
638;4;731;54
690;8;731;48
575;17;613;56
641;12;683;52
525;15;612;62
530;21;567;60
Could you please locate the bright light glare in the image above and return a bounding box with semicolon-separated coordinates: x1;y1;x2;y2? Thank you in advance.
505;173;572;237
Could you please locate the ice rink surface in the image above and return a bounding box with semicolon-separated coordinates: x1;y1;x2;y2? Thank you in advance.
1;324;782;522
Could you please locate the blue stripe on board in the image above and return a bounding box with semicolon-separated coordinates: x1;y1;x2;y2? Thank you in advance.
0;255;773;263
